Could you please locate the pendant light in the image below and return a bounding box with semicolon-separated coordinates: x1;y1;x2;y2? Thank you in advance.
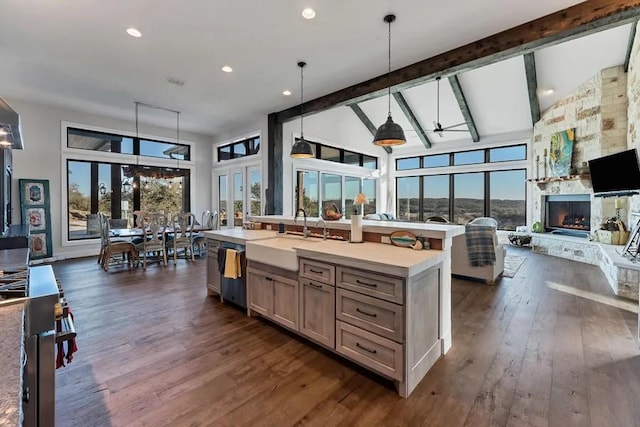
290;61;314;158
373;14;406;147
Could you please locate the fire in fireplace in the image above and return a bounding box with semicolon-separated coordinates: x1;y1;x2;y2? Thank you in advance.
545;194;591;232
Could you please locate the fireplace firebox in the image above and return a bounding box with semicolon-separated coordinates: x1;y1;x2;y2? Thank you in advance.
545;194;591;232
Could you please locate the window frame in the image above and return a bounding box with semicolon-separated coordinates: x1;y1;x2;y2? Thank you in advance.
61;121;196;247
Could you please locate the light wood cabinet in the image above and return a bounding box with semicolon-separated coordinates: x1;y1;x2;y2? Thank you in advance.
336;288;403;343
336;266;404;304
299;258;335;285
299;278;335;348
247;268;273;317
206;239;221;296
247;264;299;331
273;277;299;330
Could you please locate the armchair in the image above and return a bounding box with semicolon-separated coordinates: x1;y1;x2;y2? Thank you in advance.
451;218;505;284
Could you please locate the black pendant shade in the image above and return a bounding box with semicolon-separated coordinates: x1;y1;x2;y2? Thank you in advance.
373;14;406;147
373;114;406;146
290;138;314;158
290;61;314;158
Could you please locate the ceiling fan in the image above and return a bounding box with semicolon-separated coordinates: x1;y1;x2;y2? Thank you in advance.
429;77;468;138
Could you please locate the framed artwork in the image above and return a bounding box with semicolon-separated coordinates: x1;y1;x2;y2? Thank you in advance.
20;179;53;259
549;128;575;177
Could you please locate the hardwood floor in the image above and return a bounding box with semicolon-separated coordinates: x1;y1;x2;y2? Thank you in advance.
52;247;640;426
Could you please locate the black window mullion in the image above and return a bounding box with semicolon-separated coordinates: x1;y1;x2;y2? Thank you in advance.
449;174;454;223
419;177;424;222
484;171;490;217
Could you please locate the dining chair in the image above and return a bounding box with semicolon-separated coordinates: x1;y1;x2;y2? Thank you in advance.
168;212;196;264
99;213;136;272
192;209;218;256
135;213;168;270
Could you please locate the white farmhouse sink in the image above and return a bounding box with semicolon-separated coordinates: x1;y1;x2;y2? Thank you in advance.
245;235;320;271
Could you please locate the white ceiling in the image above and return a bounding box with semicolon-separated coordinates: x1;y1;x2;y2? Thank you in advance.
0;0;587;137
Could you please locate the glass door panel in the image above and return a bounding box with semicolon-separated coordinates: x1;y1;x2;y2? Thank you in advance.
344;176;361;219
218;174;228;227
248;167;261;216
321;173;342;218
233;172;243;228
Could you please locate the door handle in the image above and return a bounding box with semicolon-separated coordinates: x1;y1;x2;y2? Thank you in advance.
356;279;377;288
356;342;377;354
356;307;377;317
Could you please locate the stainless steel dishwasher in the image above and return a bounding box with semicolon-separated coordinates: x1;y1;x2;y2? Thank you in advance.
220;242;247;309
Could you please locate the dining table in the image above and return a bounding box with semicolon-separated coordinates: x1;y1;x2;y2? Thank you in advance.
110;225;211;238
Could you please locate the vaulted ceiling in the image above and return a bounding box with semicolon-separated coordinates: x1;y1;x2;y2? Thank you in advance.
320;22;633;153
0;0;590;137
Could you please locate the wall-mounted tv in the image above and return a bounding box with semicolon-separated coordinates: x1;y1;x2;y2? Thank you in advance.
588;148;640;197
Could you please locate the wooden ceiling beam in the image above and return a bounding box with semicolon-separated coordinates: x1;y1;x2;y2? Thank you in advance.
523;53;541;125
392;92;432;149
275;0;640;122
625;20;638;72
349;104;392;153
447;76;480;143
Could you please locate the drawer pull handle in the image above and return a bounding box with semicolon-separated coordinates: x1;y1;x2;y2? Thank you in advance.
309;268;323;274
265;277;273;281
307;282;323;289
356;342;377;354
356;279;377;288
356;308;377;317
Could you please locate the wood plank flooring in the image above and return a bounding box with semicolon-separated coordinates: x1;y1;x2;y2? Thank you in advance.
52;247;640;426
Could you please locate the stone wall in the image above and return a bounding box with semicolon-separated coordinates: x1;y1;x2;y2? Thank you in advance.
531;66;629;231
627;21;640;224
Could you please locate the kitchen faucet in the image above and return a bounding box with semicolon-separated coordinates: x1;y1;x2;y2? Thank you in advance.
316;218;328;240
294;208;309;238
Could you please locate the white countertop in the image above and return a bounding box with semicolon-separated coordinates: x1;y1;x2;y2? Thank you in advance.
247;236;445;278
249;215;464;240
203;229;281;245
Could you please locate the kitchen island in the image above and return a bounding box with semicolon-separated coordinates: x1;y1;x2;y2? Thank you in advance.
204;219;463;397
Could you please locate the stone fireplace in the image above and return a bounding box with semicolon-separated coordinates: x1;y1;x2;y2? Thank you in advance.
544;194;591;233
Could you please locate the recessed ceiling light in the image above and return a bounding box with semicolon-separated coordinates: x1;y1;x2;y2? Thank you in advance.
302;8;316;19
283;90;292;96
222;65;233;73
126;28;142;38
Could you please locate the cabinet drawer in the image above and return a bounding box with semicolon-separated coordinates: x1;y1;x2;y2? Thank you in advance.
336;288;403;343
206;239;221;249
336;267;404;304
299;259;335;285
336;320;403;381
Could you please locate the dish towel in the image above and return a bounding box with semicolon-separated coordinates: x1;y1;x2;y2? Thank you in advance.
223;249;242;279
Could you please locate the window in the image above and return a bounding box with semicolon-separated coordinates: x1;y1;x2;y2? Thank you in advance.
321;173;342;215
217;136;261;161
344;176;361;219
362;155;377;170
296;171;319;217
67;160;189;241
292;138;378;169
249;169;261;216
343;151;361;166
321;146;341;162
489;145;526;162
423;175;450;221
396;177;420;221
67;127;190;160
423;154;450;168
489;170;526;231
453;150;484;166
396;157;421;171
296;171;378;218
453;173;485;223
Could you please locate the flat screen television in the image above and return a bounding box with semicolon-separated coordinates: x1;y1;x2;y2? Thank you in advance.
588;149;640;196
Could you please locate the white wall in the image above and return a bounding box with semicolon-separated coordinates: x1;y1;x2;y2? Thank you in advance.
7;98;212;260
282;106;391;215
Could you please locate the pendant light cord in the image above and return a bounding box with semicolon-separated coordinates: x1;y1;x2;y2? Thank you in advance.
387;16;392;117
436;77;440;124
300;63;304;138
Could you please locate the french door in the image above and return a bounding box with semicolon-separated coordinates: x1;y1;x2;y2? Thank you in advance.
214;165;261;229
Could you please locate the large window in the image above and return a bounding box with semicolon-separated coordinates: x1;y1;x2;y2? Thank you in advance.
295;171;377;217
489;170;526;230
397;177;420;222
67;160;190;240
453;172;485;223
423;175;450;221
66;126;192;241
395;144;527;170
